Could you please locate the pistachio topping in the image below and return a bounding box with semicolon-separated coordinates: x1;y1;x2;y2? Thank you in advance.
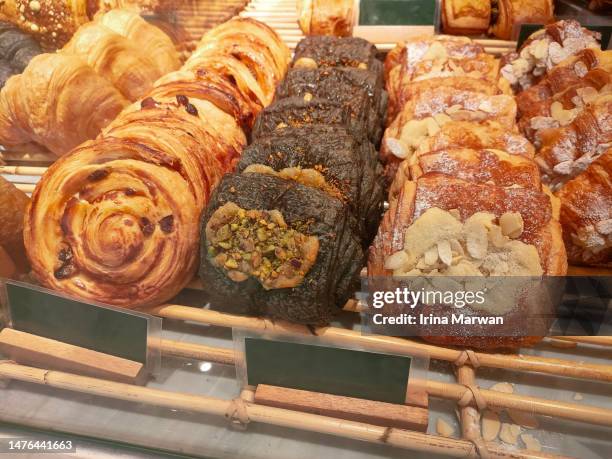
206;202;319;290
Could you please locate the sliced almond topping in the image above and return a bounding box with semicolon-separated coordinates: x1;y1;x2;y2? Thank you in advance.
500;212;524;239
489;225;509;248
385;137;409;159
445;104;463;114
466;226;488;259
508;409;539;429
433;113;452;126
437;240;452;266
449;238;464;256
499;422;521;445
385;250;411;271
490;382;514;394
482;411;501;442
424;245;439;265
448;209;461;220
436;418;454;438
521;433;542;452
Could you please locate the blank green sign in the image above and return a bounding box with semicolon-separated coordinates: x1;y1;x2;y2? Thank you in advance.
6;282;148;364
245;338;411;404
359;0;436;26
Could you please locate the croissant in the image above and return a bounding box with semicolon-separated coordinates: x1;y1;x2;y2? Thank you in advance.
297;0;353;37
491;0;554;40
501;20;601;91
536;94;612;189
0;21;41;88
93;8;180;75
389;124;537;201
384;36;487;121
381;88;517;177
61;21;168;101
368;174;566;349
0;175;30;275
190;34;279;103
516;49;612;143
0;53;128;156
557;149;611;267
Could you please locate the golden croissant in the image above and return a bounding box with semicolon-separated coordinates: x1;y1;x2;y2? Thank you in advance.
0;53;129;156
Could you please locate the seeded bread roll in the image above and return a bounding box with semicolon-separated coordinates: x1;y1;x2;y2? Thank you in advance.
200;172;363;325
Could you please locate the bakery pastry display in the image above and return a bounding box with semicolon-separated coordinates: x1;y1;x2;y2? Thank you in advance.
501;20;601;92
442;0;491;36
297;0;353;38
0;0;166;50
23;18;287;308
199;35;384;325
490;0;554;40
557;149;611;267
0;21;41;88
0;176;30;277
0;9;179;157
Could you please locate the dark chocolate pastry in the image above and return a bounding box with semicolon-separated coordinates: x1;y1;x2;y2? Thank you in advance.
275;67;387;145
237;125;384;243
292;36;382;74
200;172;363;325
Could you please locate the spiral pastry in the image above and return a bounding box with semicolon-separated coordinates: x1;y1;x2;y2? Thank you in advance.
24;95;245;307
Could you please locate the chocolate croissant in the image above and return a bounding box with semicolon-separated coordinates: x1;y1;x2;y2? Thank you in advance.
557;149;611;267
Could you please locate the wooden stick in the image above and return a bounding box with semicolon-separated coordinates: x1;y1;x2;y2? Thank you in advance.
14;183;35;193
0;361;571;459
0;165;46;176
553;336;612;347
426;380;612;427
158;339;235;365
456;365;482;441
158;338;612;427
148;305;612;383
